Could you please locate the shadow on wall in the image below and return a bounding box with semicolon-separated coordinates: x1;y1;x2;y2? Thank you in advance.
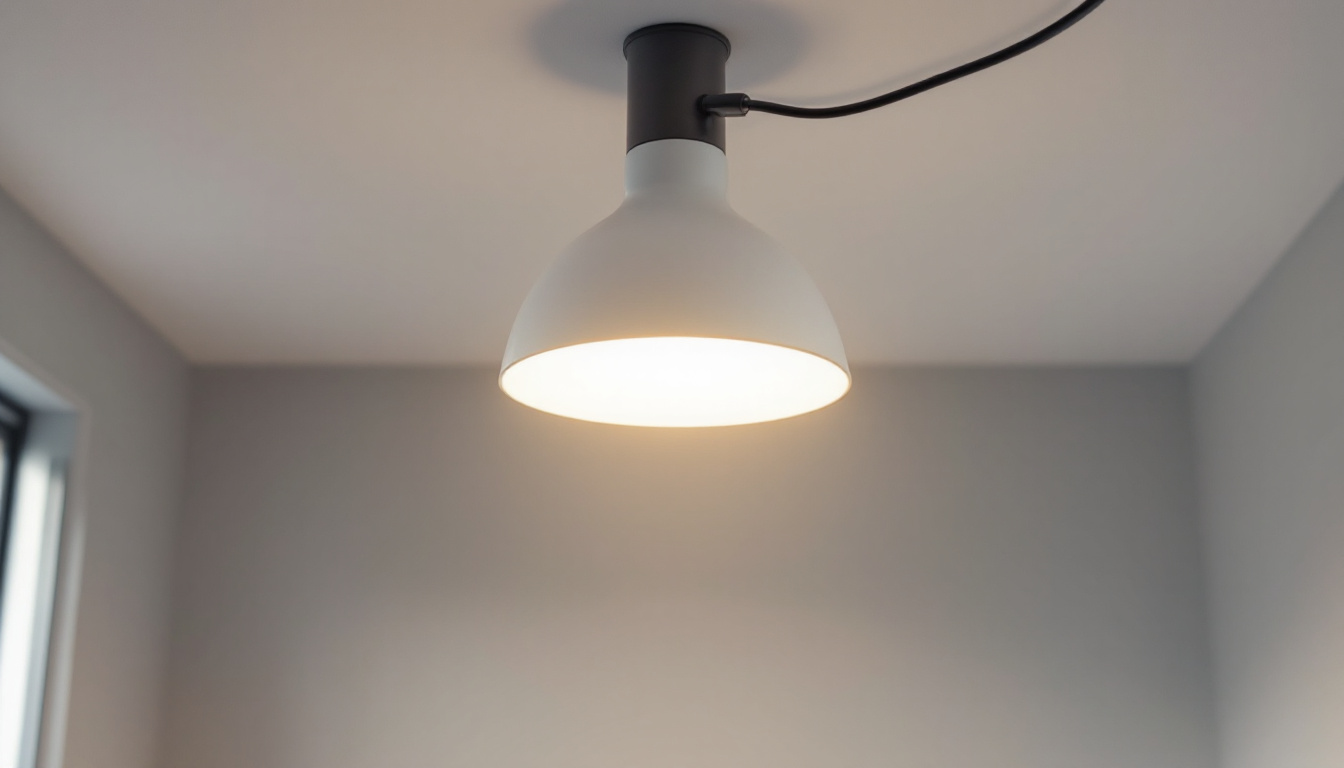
528;0;811;93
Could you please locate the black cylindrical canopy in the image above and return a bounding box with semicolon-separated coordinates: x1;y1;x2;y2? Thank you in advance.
623;24;729;152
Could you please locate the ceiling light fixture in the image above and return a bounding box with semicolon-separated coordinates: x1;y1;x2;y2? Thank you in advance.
501;0;1107;427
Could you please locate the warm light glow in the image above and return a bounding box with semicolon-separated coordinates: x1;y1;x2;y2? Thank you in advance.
500;337;850;427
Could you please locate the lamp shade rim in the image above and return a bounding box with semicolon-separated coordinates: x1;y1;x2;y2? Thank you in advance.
500;332;851;376
499;335;852;427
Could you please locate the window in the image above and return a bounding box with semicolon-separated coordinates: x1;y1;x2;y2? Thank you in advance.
0;385;68;768
0;391;30;598
1;390;34;768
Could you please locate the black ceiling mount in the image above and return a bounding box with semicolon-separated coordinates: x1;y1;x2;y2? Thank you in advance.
623;23;730;152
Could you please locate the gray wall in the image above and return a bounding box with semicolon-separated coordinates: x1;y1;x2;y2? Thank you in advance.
1193;184;1344;768
0;190;189;768
166;366;1217;768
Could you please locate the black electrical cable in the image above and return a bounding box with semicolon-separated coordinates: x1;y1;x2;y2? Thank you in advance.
700;0;1107;119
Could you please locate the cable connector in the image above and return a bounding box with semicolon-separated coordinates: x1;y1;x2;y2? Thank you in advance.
699;93;752;117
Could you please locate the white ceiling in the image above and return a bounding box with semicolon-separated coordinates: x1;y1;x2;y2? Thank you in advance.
1;0;1342;365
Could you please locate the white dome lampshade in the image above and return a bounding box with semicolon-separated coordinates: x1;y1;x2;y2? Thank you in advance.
501;139;849;427
500;25;849;427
